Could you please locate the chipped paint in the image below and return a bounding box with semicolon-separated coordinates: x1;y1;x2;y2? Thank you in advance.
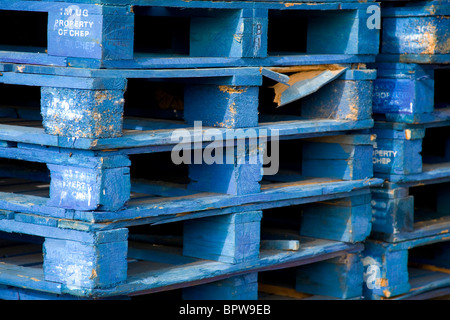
90;269;98;279
405;129;412;140
218;86;247;94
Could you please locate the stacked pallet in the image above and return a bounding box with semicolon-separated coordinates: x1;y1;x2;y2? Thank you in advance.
365;0;450;300
0;0;383;300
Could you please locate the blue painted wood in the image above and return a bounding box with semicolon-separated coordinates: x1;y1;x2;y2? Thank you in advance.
378;1;450;63
363;230;450;299
0;185;374;234
300;194;372;243
0;117;374;151
76;178;382;223
0;176;381;225
370;177;450;243
394;269;450;300
184;85;259;128
362;240;410;299
306;9;379;55
372;63;434;120
41;87;126;139
4;177;382;222
47;163;131;211
0;262;62;295
381;2;450;53
0;64;375;140
301;70;374;121
189;9;267;59
380;108;450;124
382;17;450;56
371;187;414;235
371;120;450;179
0;231;363;298
0;1;379;68
0;72;127;90
373;133;423;176
102;54;376;69
47;4;133;60
183;211;262;264
377;53;450;65
43;229;128;289
182;273;258;300
0;285;123;300
17;0;377;5
0;128;376;215
302;134;374;180
188;142;264;195
296;253;363;299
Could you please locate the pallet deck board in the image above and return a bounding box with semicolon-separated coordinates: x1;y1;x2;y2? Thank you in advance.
0;117;374;151
0;174;382;223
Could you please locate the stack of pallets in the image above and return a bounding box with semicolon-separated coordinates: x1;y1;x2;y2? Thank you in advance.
0;0;383;300
365;0;450;300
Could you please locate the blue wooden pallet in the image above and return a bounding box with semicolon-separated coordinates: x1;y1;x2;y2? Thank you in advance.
0;239;363;300
0;0;379;68
371;173;450;240
0;63;376;140
371;63;450;124
363;234;450;300
0;63;378;214
371;117;450;241
0;135;381;220
0;192;371;299
378;1;450;64
372;119;450;181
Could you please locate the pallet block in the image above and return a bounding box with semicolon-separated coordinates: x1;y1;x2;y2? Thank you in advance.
379;1;450;64
300;194;372;243
183;211;262;264
371;62;450;124
372;120;450;180
301;134;374;181
182;273;259;300
295;253;364;299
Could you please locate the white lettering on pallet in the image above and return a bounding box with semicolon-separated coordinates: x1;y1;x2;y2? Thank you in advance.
54;5;95;38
